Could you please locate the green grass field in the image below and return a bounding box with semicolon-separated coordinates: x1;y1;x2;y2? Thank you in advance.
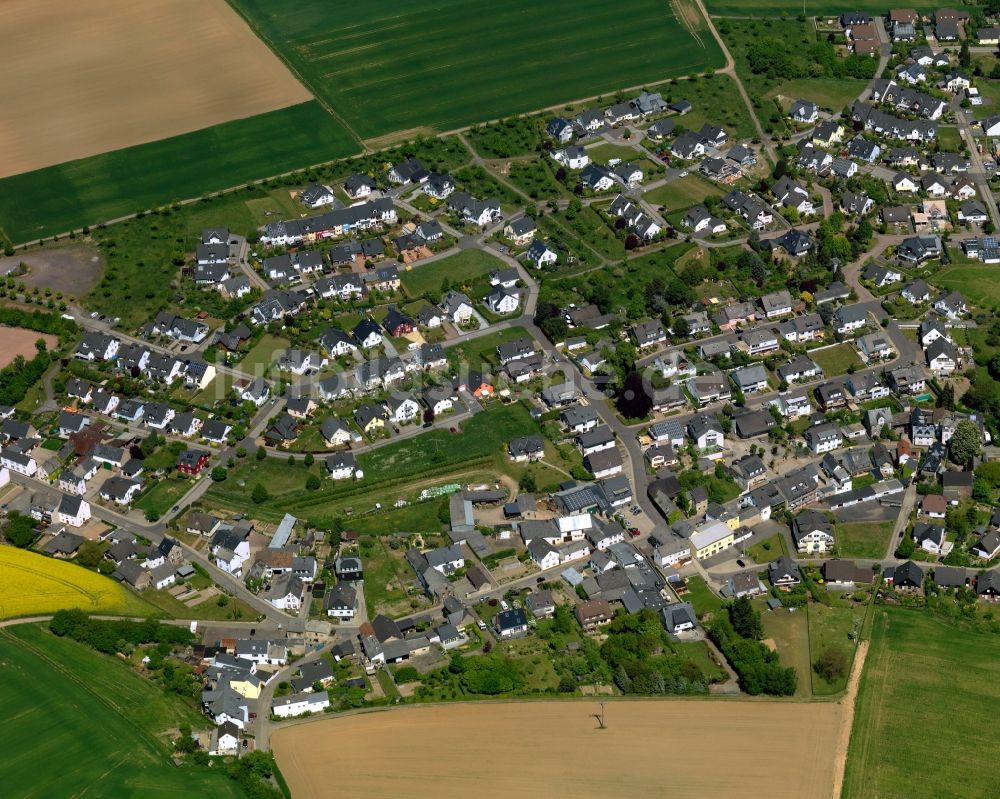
931;262;1000;310
764;77;867;113
644;175;724;211
842;608;1000;799
0;102;359;244
704;0;938;15
836;520;894;559
400;249;504;298
135;476;195;519
0;624;243;799
227;0;724;141
206;402;539;525
811;342;861;376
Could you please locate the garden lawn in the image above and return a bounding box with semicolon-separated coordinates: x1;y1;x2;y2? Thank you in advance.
835;520;894;559
401;250;504;298
239;334;290;374
643;175;724;212
842;607;1000;799
0;625;242;799
587;143;645;164
810;342;861;376
685;576;725;619
0;102;359;244
746;533;789;563
227;0;723;140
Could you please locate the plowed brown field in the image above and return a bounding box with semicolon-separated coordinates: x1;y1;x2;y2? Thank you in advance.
0;0;312;177
273;699;843;799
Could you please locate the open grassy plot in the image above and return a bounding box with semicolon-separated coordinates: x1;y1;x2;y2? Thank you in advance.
549;207;625;261
810;342;861;376
655;73;758;142
936;126;963;152
401;250;504;298
761;607;811;698
347;499;450;537
507;159;571;201
0;624;242;799
836;520;894;559
842;608;1000;799
275;698;843;799
930;262;1000;310
807;603;863;696
141;587;259;622
135;476;196;520
0;547;155;620
206;403;539;525
0;101;359;244
644;175;724;212
718;17;876;136
227;0;724;141
0;0;312;179
762;77;868;115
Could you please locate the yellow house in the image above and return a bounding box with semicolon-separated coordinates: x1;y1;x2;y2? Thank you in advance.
228;676;263;700
691;520;735;560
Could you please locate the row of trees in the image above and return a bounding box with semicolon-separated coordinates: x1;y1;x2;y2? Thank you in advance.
49;609;192;654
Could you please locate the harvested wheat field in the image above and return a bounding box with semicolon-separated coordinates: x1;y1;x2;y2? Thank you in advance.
0;327;58;368
273;699;843;799
0;0;312;178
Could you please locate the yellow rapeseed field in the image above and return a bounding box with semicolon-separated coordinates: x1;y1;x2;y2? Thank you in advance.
0;546;153;619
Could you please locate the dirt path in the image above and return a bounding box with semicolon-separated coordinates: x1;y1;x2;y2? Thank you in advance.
831;640;869;799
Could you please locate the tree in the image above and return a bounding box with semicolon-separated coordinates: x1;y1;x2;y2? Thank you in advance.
255;446;267;461
306;474;321;491
814;646;849;683
896;534;915;559
76;540;105;568
670;315;690;339
304;452;314;467
251;483;269;504
960;38;971;69
949;419;982;465
518;470;537;493
210;466;227;482
937;383;956;411
729;596;763;640
4;512;36;547
615;370;653;421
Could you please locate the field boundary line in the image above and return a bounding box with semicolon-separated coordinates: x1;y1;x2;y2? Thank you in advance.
220;1;366;151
